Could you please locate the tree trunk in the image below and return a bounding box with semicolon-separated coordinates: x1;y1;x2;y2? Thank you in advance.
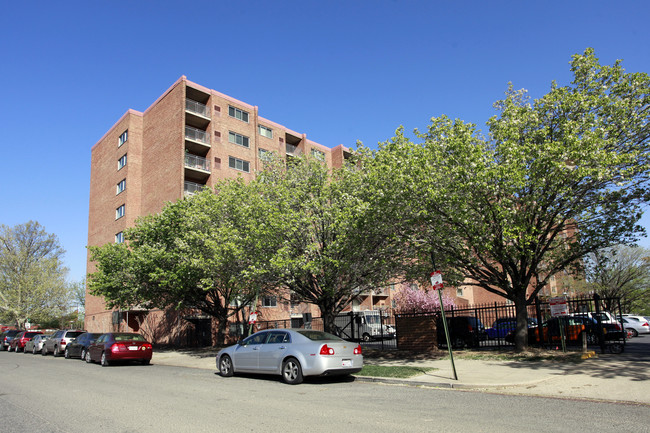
513;292;530;352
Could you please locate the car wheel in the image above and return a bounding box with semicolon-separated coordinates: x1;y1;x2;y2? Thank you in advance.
362;333;371;342
219;355;234;377
81;348;86;360
141;359;150;365
626;328;638;338
281;357;303;385
609;343;624;354
53;346;60;357
64;348;70;359
85;351;92;363
100;352;110;367
42;346;47;356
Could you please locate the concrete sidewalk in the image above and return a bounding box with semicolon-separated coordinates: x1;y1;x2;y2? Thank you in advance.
151;349;649;406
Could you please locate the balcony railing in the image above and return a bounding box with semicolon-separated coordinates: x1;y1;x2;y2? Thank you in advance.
186;99;210;118
185;154;210;171
184;181;205;196
185;126;210;145
286;143;302;155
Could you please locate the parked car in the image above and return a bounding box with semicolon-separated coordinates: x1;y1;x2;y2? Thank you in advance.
9;331;43;352
486;318;537;339
621;317;650;337
571;311;620;325
65;332;102;359
436;316;487;348
24;334;50;354
86;333;153;366
507;316;625;345
217;329;363;385
42;330;85;357
0;329;20;351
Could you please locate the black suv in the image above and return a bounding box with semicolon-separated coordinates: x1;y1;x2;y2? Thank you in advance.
436;316;487;348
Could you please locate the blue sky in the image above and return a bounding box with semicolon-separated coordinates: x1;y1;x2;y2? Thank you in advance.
1;1;649;283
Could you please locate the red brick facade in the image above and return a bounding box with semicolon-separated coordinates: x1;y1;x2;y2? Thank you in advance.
86;77;353;343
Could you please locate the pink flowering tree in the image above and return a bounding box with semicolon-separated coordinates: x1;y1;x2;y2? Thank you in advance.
393;284;455;314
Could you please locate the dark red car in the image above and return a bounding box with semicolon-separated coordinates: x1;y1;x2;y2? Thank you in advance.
9;331;43;352
86;333;152;366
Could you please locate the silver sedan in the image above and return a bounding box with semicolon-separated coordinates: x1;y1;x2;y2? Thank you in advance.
216;329;363;384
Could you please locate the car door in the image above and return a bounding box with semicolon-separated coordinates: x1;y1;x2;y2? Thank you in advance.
89;334;107;361
233;332;268;371
258;331;290;372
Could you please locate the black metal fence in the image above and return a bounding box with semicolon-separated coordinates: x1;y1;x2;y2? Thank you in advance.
252;294;623;352
396;293;625;350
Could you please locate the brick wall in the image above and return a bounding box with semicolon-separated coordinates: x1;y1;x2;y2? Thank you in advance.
395;315;439;352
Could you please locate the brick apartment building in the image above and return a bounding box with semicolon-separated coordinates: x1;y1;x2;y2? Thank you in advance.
85;76;377;344
87;76;559;345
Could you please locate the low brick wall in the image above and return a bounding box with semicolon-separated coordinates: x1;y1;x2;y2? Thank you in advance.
396;315;438;352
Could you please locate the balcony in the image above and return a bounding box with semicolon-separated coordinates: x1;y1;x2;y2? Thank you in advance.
185;154;210;182
185;126;211;155
286;143;302;156
185;99;211;129
184;180;206;197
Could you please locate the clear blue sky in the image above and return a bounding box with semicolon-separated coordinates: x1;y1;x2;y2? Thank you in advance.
1;1;649;283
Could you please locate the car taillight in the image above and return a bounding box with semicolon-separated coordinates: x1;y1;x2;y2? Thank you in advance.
354;345;362;355
111;343;127;353
643;323;649;327
142;343;152;350
614;324;621;331
319;344;335;355
60;339;66;345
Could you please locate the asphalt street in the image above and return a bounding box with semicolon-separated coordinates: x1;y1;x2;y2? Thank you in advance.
1;350;649;433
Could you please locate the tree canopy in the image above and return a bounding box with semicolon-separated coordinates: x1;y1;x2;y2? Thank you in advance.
254;156;412;332
0;221;71;328
583;245;650;314
88;178;279;343
366;48;650;350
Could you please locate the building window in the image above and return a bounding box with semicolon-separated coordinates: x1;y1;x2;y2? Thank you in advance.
228;131;250;148
228;156;250;173
258;125;273;139
228;106;249;123
115;232;124;243
118;130;128;147
262;296;277;307
115;204;125;220
456;288;464;297
116;179;126;195
117;154;127;170
258;148;273;162
311;148;325;161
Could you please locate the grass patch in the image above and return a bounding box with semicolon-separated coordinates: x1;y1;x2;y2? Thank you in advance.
443;349;586;363
356;365;436;378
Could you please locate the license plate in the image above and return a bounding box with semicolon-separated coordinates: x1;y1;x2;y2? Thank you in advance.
128;346;138;351
342;359;352;367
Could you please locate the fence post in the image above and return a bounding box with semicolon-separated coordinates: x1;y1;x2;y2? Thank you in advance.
594;293;605;354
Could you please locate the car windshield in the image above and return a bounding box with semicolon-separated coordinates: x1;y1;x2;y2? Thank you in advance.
66;332;84;338
114;334;146;342
365;315;380;325
296;330;343;341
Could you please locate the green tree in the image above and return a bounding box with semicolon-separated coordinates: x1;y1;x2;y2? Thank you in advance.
584;245;650;314
0;221;71;328
256;156;410;333
88;179;279;344
368;49;650;350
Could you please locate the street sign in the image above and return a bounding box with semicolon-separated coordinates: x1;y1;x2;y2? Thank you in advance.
248;312;258;325
430;271;443;291
550;296;569;317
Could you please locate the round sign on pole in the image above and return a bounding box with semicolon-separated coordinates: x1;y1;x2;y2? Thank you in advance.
248;312;258;325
